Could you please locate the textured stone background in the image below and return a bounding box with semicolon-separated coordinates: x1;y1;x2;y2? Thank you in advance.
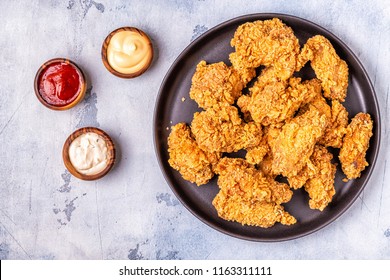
0;0;389;259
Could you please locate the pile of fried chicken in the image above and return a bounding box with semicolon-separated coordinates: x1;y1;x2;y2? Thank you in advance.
167;18;373;228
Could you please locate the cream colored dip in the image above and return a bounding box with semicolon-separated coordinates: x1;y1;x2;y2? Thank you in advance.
107;30;152;74
69;132;108;175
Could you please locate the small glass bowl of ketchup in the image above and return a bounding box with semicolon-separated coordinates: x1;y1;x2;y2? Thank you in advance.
34;58;87;110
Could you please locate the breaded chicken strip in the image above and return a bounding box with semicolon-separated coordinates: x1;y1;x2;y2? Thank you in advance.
168;123;220;186
288;145;336;210
339;113;373;180
189;60;256;109
239;77;321;126
325;101;349;147
304;145;336;211
296;35;349;102
191;103;262;153
269;106;327;177
213;193;296;228
229;18;300;82
215;158;292;204
212;158;296;227
256;127;282;177
304;93;349;148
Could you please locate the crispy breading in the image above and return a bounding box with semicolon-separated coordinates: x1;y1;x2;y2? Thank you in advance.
287;160;316;190
258;154;277;178
168;123;220;186
245;137;269;165
302;91;331;118
215;158;293;204
305;93;349;148
189;60;256;109
229;18;300;82
269;106;327;177
212;158;295;227
256;127;281;177
305;146;336;210
239;77;321;126
191;103;262;153
288;145;336;211
320;100;349;148
339;113;373;180
245;126;281;166
236;94;253;122
238;80;287;125
213;192;296;228
296;35;349;102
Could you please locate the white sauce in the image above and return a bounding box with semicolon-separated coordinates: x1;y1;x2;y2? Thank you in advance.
69;132;108;175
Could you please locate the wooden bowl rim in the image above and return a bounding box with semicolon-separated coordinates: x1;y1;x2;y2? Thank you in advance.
101;26;154;78
62;127;116;181
34;58;87;111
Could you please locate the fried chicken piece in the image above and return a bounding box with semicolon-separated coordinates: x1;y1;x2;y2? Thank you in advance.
296;35;349;102
245;125;280;166
213;192;296;228
189;60;256;109
339;113;373;180
257;154;276;178
245;137;269;165
212;158;295;227
215;158;293;204
229;18;300;82
239;77;321;126
238;80;287;125
307;183;334;211
303;91;331;119
236;94;253;122
191;103;262;153
269;106;327;177
287;160;316;190
168;123;220;186
288;145;336;210
320;100;349;148
305;93;349;148
256;127;281;177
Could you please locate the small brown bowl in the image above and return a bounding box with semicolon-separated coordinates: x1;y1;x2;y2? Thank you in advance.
34;58;87;110
101;27;153;78
62;127;116;181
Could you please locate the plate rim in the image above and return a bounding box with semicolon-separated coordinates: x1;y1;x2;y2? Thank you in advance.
153;13;381;242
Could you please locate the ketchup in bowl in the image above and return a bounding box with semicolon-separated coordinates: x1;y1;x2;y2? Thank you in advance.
34;58;86;110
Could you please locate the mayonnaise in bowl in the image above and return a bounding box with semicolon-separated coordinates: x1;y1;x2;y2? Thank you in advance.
68;132;109;175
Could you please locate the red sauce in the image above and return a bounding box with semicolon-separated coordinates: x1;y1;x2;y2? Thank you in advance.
38;62;82;106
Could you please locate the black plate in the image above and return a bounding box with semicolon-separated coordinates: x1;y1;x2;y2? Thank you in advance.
153;13;381;241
